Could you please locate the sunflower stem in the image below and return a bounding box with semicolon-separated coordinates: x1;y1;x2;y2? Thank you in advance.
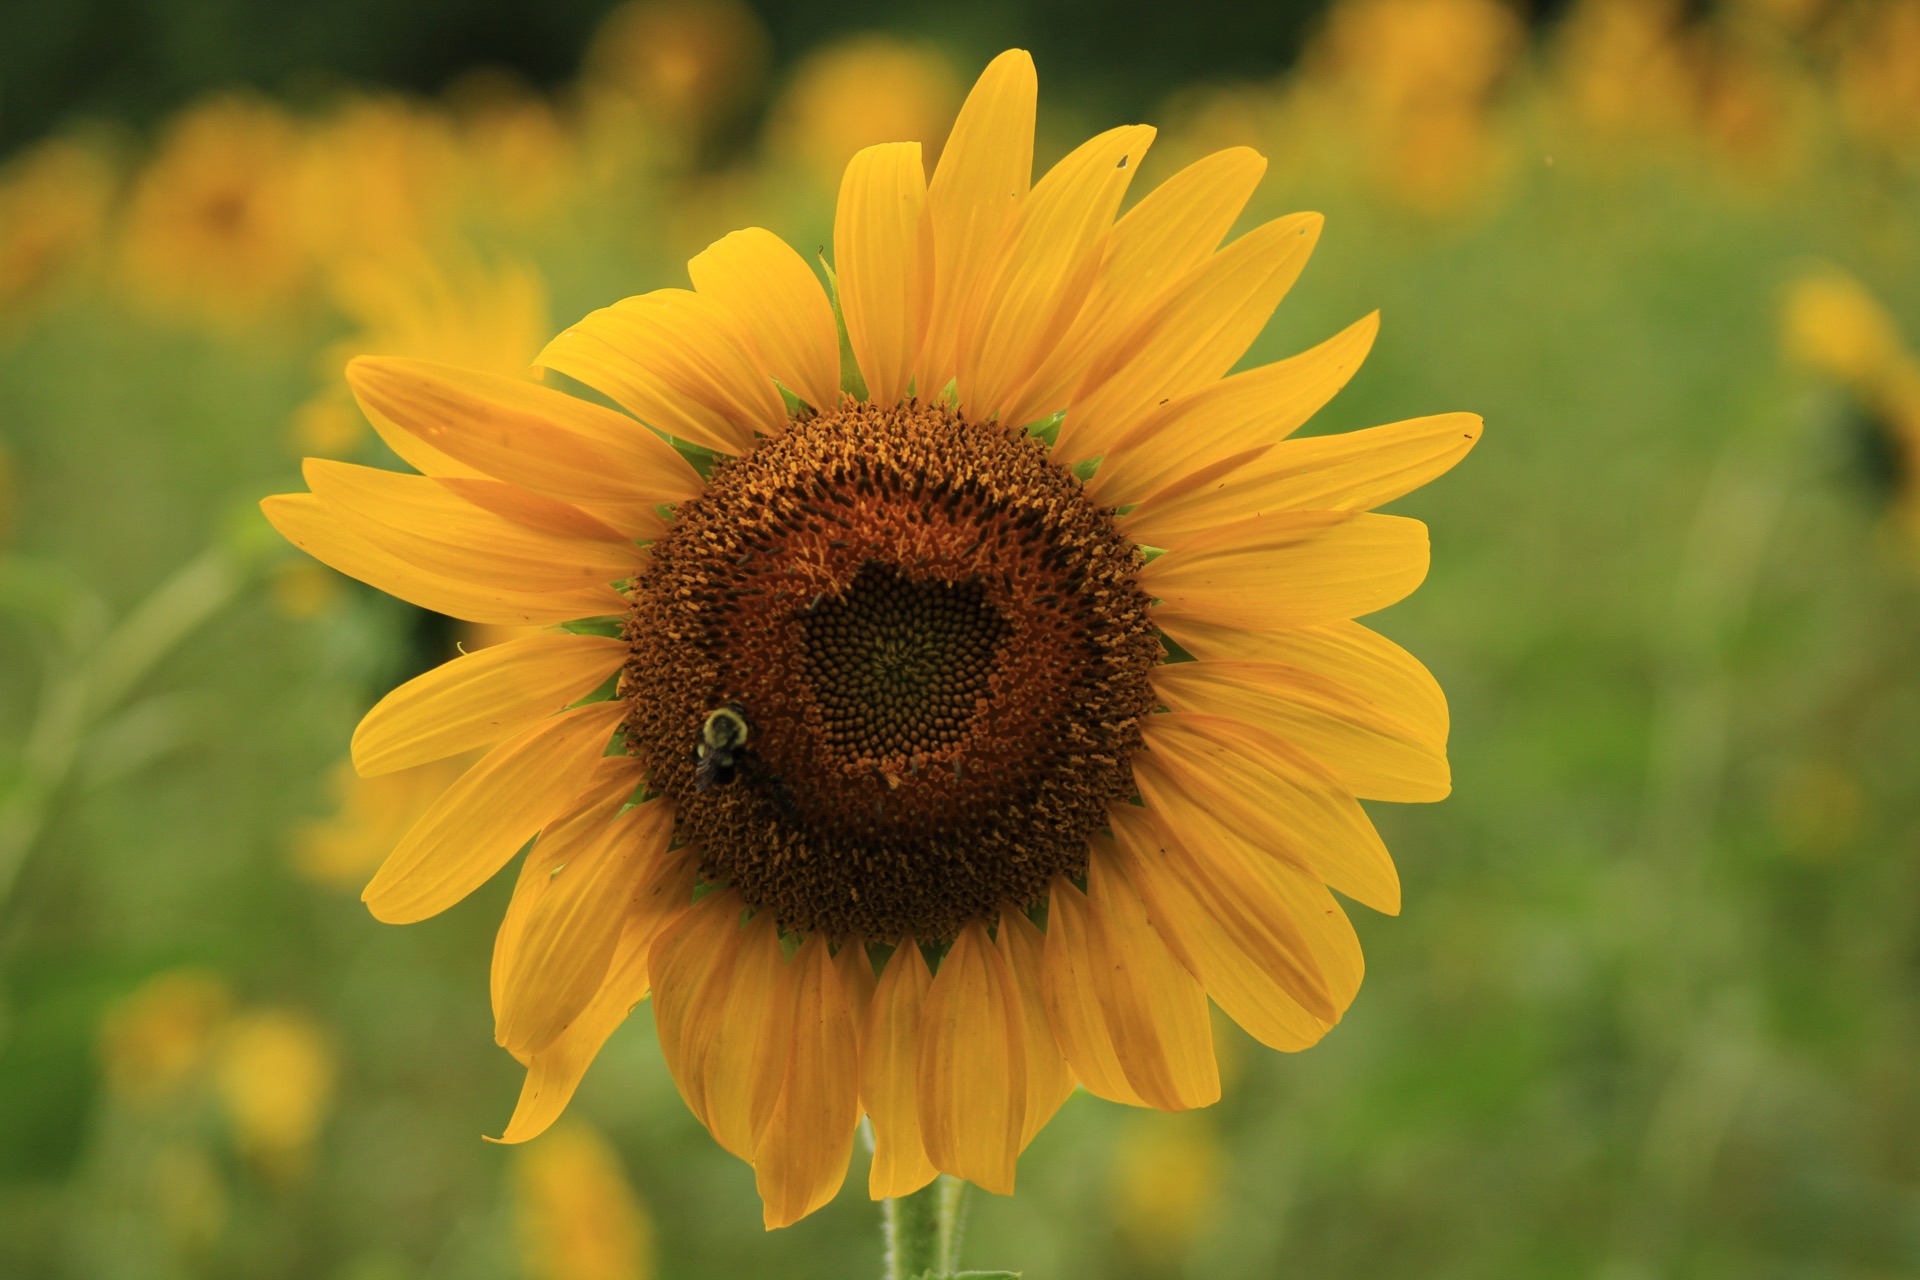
883;1174;968;1279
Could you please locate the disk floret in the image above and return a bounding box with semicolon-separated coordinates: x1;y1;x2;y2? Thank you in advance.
622;399;1160;941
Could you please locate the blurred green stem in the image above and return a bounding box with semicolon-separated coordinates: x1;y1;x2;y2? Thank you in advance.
884;1174;968;1280
0;544;243;928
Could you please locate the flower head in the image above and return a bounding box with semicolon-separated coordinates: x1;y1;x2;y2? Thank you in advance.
264;49;1479;1228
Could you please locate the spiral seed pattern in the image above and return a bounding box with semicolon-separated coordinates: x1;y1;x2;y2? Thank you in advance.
621;398;1159;942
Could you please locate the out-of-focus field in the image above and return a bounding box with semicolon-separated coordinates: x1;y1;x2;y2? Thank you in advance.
1;1;1918;1277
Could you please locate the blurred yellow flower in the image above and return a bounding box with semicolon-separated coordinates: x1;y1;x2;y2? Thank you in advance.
1782;270;1906;389
292;756;471;888
1108;1114;1225;1263
1298;0;1521;213
1835;1;1920;164
120;96;312;327
295;97;463;270
765;37;963;186
214;1008;338;1180
0;136;114;322
583;0;770;153
97;969;235;1107
292;248;550;457
448;71;583;232
513;1124;654;1280
1782;268;1920;546
269;559;347;619
1552;0;1700;146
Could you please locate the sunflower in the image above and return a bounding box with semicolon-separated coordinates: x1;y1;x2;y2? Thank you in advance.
262;48;1479;1229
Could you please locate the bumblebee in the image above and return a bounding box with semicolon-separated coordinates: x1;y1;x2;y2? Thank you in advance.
693;703;751;791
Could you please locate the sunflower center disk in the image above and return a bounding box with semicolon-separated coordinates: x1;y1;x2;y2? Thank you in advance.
804;564;1008;765
622;399;1160;942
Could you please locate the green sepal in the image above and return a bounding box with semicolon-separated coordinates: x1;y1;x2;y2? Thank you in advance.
556;616;624;637
819;252;869;401
1024;412;1064;445
670;438;720;479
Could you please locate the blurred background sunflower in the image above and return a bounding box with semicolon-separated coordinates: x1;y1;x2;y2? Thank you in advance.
1;0;1918;1277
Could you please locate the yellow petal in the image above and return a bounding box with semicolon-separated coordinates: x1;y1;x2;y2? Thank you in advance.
302;459;639;598
999;146;1267;430
917;921;1026;1194
1087;313;1379;507
915;48;1037;397
1083;839;1219;1110
490;756;649;1043
689;228;842;413
956;124;1156;423
1142;510;1429;630
360;701;626;924
1137;712;1400;914
995;909;1074;1149
497;787;670;1059
352;633;625;777
754;935;862;1229
1157;617;1448;745
492;847;698;1143
261;494;620;626
650;897;790;1161
1123;413;1484;547
835;142;934;406
835;941;878;1031
1152;658;1449;802
1039;877;1147;1107
346;355;704;533
1108;801;1341;1051
1055;211;1322;464
538;288;785;455
862;941;939;1199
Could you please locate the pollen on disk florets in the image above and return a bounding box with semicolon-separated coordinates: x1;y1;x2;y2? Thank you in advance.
621;398;1160;942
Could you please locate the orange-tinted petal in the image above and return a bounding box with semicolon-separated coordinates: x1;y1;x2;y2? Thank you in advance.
497;786;669;1059
915;49;1037;396
995;909;1074;1149
361;701;626;924
346;355;703;535
1123;412;1484;547
1083;840;1219;1110
352;632;624;777
537;289;784;455
862;941;939;1199
302;459;638;598
1108;801;1341;1051
492;846;698;1143
490;755;648;1041
651;896;790;1161
754;935;862;1229
1157;616;1448;745
1086;313;1378;507
1142;510;1429;630
261;494;618;626
917;921;1026;1194
1137;712;1400;914
835;142;934;406
999;146;1267;430
689;228;843;412
956;124;1155;423
1039;877;1147;1107
1055;212;1322;464
1152;658;1449;803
